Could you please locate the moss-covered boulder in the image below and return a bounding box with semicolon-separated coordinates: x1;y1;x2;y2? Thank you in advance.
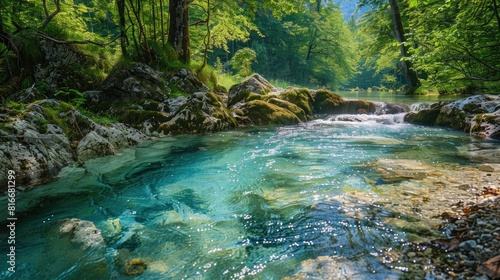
312;89;344;114
404;102;448;125
277;88;314;119
239;100;301;125
471;112;500;140
404;95;500;139
159;92;237;134
267;98;307;122
227;74;276;107
312;89;376;114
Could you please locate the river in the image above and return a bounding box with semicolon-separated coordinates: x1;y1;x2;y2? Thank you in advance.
1;93;497;279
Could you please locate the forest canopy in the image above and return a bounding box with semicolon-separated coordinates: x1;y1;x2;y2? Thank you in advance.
0;0;499;97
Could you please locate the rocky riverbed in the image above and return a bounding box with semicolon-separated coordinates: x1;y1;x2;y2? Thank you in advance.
288;160;500;279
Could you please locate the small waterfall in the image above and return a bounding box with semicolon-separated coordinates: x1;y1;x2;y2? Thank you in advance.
410;102;432;112
324;113;407;125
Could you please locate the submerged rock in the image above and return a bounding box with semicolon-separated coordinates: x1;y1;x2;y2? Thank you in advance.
59;218;105;248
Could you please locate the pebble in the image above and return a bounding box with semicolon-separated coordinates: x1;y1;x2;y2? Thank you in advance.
459;240;477;252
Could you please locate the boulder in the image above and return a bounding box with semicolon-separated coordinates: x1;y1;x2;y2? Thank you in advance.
167;68;210;94
59;218;105;248
404;95;500;139
312;89;377;114
77;131;115;161
404;102;448;125
277;88;315;119
159;91;237;134
471;111;500;140
238;100;302;125
374;102;408;115
436;94;500;132
227;74;276;107
311;89;344;114
97;62;170;113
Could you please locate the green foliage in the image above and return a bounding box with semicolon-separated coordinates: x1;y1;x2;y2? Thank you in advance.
230;48;257;77
54;88;86;107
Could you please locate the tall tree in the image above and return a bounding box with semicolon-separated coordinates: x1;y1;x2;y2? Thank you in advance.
168;0;192;64
387;0;419;92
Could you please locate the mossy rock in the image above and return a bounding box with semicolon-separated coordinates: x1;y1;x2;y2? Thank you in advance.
118;110;170;129
471;113;500;139
312;89;344;114
435;108;469;131
227;74;275;107
241;100;301;125
158;91;237;134
267;98;307;122
344;100;377;114
404;108;441;125
278;88;314;119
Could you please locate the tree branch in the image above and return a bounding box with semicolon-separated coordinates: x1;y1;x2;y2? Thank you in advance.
41;0;61;30
36;32;122;47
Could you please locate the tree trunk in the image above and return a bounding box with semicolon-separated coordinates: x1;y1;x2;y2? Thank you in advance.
117;0;128;57
168;0;191;64
388;0;420;93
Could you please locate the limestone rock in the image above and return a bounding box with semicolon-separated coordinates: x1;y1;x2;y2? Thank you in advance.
77;131;115;161
159;91;237;134
99;62;169;111
312;89;377;114
436;94;500;133
167;68;210;94
227;74;276;107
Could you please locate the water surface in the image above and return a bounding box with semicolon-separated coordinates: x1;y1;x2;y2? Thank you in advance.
1;110;497;279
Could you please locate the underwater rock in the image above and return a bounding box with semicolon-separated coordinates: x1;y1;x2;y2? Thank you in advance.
59;218;105;248
123;258;148;276
371;158;431;184
227;74;276;107
158;91;237;134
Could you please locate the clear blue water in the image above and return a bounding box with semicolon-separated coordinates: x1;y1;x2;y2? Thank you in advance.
0;112;495;279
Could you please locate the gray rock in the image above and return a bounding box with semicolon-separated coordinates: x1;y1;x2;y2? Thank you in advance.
227;74;276;107
77;131;115;161
168;68;210;94
159;91;237;134
459;240;477;252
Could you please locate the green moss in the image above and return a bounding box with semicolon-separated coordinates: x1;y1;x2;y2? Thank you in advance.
243;100;301;125
312;89;344;114
404;108;441;125
278;88;314;118
267;98;307;122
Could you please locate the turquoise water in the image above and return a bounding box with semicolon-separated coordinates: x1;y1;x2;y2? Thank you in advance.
1;112;497;279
